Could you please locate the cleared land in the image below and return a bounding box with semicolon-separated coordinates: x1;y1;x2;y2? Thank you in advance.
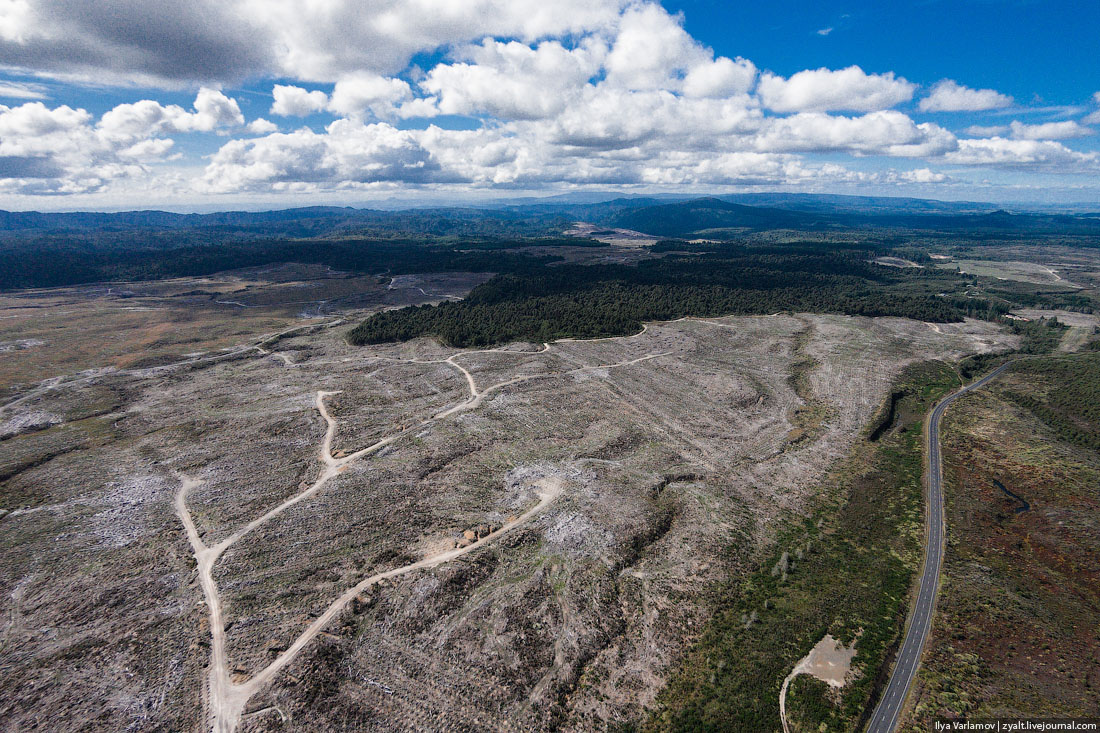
954;243;1100;292
565;222;662;249
936;259;1077;287
0;265;491;402
648;359;970;733
0;282;1016;732
5;198;1100;732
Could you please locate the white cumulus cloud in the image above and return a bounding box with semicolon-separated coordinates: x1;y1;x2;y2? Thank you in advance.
327;73;414;119
249;0;628;82
0;99;181;193
946;137;1099;171
422;39;601;120
270;85;329;117
893;168;949;184
753;111;956;157
603;4;709;91
919;80;1012;112
1009;120;1094;140
0;0;631;86
201;120;456;193
963;124;1009;138
682;56;757;99
246;118;278;134
757;66;915;113
97;88;243;143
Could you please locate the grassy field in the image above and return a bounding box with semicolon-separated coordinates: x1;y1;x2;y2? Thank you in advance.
643;361;963;733
902;353;1100;726
935;260;1071;286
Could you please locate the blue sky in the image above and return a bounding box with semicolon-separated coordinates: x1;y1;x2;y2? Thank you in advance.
670;1;1099;104
0;0;1096;210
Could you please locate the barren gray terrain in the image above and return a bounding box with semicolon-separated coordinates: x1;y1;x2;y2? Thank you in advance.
0;306;1016;732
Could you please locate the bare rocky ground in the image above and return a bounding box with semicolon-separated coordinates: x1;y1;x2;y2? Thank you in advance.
0;301;1016;732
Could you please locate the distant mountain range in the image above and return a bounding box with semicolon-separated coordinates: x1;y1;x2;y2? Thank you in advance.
605;196;1100;238
0;206;379;231
0;193;1097;237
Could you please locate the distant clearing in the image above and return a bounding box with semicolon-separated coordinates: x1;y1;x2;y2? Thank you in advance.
873;256;923;268
938;259;1078;287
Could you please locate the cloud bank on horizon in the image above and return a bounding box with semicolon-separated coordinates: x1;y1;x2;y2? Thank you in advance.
0;0;1097;208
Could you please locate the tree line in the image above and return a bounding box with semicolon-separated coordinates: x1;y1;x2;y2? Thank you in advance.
349;246;991;347
0;236;572;290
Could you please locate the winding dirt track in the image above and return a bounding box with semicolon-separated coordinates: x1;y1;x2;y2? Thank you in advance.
174;341;671;733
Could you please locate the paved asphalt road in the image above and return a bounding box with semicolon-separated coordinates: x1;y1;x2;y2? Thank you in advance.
865;362;1013;732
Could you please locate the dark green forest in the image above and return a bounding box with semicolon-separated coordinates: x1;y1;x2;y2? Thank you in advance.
0;236;593;290
348;244;1008;347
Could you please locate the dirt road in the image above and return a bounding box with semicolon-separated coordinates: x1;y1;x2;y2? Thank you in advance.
175;341;670;732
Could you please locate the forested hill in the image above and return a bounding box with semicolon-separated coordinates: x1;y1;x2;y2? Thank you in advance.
0;235;604;291
5;193;1100;295
0;206;568;238
0;206;360;231
348;244;1004;347
715;192;996;215
609;197;1100;238
610;198;826;236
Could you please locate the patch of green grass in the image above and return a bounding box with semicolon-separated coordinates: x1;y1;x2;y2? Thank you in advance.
908;647;987;722
643;361;961;733
788;676;841;732
1015;317;1070;354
